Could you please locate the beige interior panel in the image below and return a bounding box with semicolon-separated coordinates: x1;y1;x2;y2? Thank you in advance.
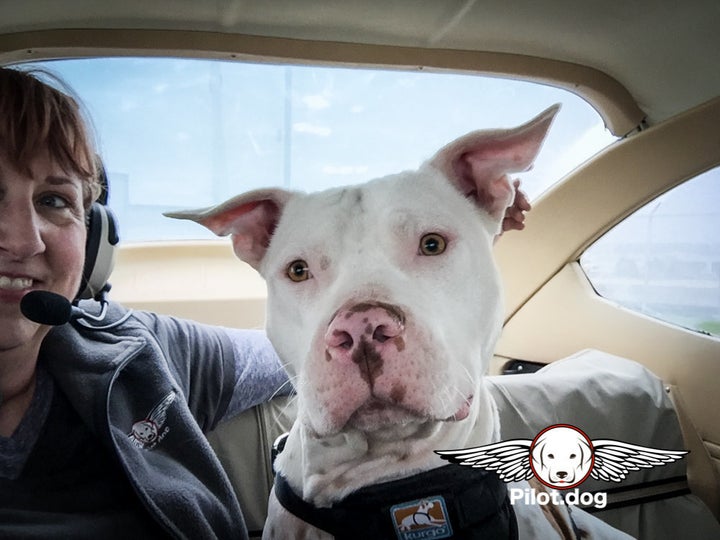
110;241;267;329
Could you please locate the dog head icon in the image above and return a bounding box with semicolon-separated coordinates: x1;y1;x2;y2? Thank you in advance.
530;425;594;488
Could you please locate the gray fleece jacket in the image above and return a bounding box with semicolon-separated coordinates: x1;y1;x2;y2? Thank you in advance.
40;300;288;539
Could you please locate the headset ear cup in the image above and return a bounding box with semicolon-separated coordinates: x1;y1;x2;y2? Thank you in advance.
78;202;119;300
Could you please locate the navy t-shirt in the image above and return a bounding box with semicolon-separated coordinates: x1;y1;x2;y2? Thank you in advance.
0;371;170;539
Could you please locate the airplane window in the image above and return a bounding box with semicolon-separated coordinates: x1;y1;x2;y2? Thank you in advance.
16;57;616;242
581;167;720;336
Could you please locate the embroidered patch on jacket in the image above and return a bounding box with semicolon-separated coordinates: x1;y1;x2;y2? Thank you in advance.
128;391;175;450
390;496;453;540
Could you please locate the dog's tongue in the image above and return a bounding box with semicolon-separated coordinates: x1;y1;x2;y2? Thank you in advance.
448;395;473;422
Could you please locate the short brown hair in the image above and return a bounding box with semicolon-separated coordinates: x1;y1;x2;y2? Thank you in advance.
0;66;101;209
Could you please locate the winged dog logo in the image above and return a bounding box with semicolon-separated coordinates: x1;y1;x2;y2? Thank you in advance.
128;391;176;449
436;424;687;490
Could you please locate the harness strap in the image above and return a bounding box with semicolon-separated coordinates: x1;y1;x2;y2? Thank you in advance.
578;475;691;513
274;464;518;539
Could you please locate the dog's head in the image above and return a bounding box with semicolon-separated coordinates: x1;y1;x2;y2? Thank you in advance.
531;425;594;488
168;107;558;441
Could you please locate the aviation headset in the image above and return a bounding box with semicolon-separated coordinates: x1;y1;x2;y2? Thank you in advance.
76;160;120;301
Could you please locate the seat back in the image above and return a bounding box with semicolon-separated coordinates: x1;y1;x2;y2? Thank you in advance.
487;349;720;539
207;396;295;537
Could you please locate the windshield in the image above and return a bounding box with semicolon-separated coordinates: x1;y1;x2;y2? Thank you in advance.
20;57;616;242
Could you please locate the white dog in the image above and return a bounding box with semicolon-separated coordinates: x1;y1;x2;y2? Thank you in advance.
169;106;632;539
531;426;594;488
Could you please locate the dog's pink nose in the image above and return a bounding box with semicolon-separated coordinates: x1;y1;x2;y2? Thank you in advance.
324;302;405;381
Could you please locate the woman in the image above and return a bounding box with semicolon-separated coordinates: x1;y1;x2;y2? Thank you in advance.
0;67;290;539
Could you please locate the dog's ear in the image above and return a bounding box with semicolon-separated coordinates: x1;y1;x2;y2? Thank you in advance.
428;104;559;222
165;188;292;270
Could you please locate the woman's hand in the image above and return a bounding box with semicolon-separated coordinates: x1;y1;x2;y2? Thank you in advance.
501;179;531;234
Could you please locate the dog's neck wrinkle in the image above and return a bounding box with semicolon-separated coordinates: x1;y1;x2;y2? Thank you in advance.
278;393;498;506
299;426;451;506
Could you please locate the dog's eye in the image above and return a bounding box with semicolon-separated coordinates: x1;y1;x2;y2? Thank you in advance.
419;233;447;256
570;453;577;459
548;454;555;459
287;259;312;282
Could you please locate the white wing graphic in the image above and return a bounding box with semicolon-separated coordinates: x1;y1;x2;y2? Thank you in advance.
147;391;176;427
590;440;688;483
127;392;176;449
435;439;534;482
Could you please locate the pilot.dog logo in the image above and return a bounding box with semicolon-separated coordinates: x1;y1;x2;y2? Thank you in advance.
436;423;687;490
390;496;453;540
128;391;176;450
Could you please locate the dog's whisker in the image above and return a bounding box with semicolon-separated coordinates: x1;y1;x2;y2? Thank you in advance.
436;382;455;412
269;376;298;400
460;363;475;386
278;395;299;419
275;361;294;373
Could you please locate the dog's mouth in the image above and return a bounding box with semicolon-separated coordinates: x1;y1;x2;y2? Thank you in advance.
548;475;575;486
347;395;473;432
348;399;422;431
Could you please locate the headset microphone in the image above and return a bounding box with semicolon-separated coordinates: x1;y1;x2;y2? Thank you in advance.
21;290;108;326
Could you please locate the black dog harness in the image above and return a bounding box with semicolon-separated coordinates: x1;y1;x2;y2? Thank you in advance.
274;464;518;539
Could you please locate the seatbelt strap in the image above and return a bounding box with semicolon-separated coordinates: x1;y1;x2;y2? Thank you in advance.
575;476;691;513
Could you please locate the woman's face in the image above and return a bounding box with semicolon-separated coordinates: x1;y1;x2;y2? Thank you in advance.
0;149;87;352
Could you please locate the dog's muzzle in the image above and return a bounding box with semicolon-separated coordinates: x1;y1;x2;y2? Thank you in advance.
324;301;406;385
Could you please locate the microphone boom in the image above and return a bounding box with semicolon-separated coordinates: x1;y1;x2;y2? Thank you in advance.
21;291;74;326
